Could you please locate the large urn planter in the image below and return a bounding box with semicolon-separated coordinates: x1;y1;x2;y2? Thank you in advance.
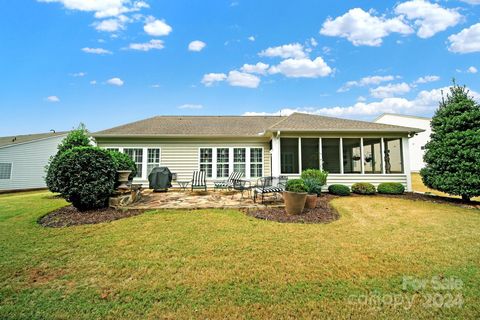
116;170;132;191
305;194;317;209
283;191;307;215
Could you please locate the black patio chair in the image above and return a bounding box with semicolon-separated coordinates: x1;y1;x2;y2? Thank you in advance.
253;176;286;204
232;179;251;199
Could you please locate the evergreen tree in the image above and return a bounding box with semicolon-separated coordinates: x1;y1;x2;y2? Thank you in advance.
420;82;480;201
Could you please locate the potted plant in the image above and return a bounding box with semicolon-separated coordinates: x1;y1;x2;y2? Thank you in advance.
300;169;328;209
283;179;308;215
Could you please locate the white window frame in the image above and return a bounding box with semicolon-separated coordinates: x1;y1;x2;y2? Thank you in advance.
0;162;12;180
102;147;161;180
250;147;264;178
216;147;230;178
147;148;161;176
197;147;264;179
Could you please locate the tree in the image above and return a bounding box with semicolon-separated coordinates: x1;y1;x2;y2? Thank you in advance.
45;124;92;192
420;82;480;201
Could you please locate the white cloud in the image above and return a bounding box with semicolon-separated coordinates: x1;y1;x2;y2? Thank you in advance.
201;73;227;86
151;84;161;88
188;40;206;52
414;75;440;84
144;17;172;36
370;82;411;98
460;0;480;4
467;66;478;74
46;95;60;102
127;39;164;51
240;62;269;75
244;86;480;118
227;70;260;88
90;80;97;85
82;47;112;54
94;15;129;32
395;0;461;39
178;104;203;109
106;77;124;86
338;75;395;92
309;37;318;47
71;72;86;77
248;36;255;41
268;57;332;78
320;8;413;46
38;0;149;18
259;43;306;59
448;23;480;53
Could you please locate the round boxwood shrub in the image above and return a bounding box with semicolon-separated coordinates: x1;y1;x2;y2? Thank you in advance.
328;184;351;196
377;182;405;195
351;182;376;195
109;150;137;181
285;179;307;193
55;147;116;211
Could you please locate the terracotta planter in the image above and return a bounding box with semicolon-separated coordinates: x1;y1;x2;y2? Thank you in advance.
117;170;132;191
283;191;307;215
305;194;317;209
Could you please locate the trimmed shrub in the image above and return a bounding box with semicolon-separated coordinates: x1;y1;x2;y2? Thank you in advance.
351;182;376;195
45;125;91;193
285;179;307;193
377;182;405;195
109;150;137;181
328;184;351;196
55;147;116;211
301;169;328;195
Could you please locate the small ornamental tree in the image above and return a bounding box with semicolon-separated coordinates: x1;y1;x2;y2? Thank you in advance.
420;82;480;202
45;124;91;192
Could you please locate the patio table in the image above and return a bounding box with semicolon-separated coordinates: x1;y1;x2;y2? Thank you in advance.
177;181;190;191
232;179;252;199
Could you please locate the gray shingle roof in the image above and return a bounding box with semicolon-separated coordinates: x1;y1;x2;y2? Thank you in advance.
93;113;422;137
0;132;68;148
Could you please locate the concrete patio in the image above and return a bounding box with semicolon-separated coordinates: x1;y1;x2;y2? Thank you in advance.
130;189;285;210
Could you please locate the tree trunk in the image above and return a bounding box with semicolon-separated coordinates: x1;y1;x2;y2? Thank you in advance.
461;194;470;202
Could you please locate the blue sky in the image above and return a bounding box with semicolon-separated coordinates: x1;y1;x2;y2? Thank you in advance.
0;0;479;135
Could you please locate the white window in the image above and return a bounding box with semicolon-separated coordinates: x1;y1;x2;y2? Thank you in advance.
0;163;12;180
233;148;246;176
123;148;143;178
199;148;213;177
106;148;120;152
216;148;229;178
147;148;160;175
250;148;263;177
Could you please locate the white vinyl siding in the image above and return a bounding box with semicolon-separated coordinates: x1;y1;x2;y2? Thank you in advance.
0;135;67;191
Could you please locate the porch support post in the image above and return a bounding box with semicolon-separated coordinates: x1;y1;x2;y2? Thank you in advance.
271;134;281;177
360;137;365;174
402;137;412;191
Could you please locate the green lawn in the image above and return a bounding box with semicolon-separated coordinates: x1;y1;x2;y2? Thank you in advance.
0;191;479;319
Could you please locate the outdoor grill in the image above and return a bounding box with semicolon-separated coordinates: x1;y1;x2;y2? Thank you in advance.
148;167;173;191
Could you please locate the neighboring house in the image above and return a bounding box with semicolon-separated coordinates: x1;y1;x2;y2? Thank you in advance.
93;113;422;191
0;132;68;192
373;113;431;172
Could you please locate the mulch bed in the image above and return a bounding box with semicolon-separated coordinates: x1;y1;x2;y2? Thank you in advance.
38;206;145;228
245;194;340;224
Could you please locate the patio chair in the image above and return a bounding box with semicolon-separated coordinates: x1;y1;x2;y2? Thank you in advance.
253;176;286;204
232;179;251;200
191;170;207;191
214;171;244;191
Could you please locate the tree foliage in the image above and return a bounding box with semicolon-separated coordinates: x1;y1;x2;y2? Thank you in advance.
45;124;91;192
420;82;480;201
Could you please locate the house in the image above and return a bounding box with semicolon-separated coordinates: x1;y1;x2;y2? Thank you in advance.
373;113;431;172
93;113;423;191
0;131;68;192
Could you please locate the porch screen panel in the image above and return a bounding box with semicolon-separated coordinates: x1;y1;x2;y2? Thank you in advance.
216;148;229;178
233;148;246;176
342;138;362;174
363;139;382;174
301;138;320;170
199;148;213;177
321;138;340;173
123;148;143;178
384;138;404;173
280;138;299;174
